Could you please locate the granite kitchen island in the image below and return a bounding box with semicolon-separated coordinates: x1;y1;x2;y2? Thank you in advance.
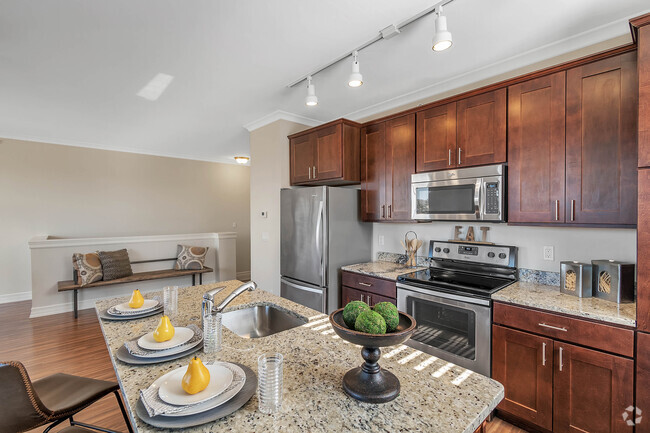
96;281;504;432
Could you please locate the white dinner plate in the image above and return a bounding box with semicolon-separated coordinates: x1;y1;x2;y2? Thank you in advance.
158;364;233;406
113;299;160;313
131;338;202;359
138;327;194;351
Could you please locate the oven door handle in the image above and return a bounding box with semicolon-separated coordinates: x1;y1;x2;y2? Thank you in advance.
396;282;491;307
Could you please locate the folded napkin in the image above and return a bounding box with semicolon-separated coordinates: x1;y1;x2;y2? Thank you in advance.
125;324;202;357
107;296;162;316
139;362;245;417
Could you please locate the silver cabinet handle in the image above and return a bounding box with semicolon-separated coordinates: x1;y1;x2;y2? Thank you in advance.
570;199;575;221
308;166;311;179
368;295;372;306
388;204;392;218
360;294;364;302
458;147;462;165
555;200;560;221
448;149;452;166
358;282;372;287
381;205;386;218
539;322;567;332
542;342;546;366
313;165;316;179
559;346;564;371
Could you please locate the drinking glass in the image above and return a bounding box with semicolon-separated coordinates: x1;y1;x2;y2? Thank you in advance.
203;313;223;354
258;353;283;414
163;286;178;321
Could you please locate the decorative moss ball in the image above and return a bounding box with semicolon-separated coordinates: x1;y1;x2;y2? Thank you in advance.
354;310;387;334
373;302;399;332
342;301;371;328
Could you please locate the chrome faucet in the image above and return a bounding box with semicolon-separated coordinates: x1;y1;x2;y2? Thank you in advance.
202;281;257;316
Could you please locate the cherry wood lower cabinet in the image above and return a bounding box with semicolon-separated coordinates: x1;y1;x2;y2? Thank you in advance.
493;303;635;433
340;271;396;308
637;332;650;433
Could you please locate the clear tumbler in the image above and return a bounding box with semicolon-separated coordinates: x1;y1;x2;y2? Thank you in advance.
163;286;178;321
258;353;283;414
203;313;223;354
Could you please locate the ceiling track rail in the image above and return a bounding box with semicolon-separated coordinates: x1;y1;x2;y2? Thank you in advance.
286;0;456;88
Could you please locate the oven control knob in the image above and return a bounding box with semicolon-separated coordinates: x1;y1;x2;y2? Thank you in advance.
498;253;507;259
443;248;450;254
434;247;441;253
487;252;495;258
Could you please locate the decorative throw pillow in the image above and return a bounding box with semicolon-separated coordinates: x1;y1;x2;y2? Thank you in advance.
98;249;133;281
175;245;208;270
72;253;103;286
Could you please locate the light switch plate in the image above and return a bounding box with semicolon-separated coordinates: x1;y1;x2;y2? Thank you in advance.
261;211;268;218
378;235;385;246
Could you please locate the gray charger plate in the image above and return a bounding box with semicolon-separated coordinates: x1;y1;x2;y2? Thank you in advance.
116;341;203;365
98;306;163;321
135;362;257;428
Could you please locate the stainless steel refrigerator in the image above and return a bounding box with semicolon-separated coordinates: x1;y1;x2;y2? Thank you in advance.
280;186;372;313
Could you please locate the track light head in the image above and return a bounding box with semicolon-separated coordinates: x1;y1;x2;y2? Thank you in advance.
305;75;318;106
348;51;363;88
432;6;452;52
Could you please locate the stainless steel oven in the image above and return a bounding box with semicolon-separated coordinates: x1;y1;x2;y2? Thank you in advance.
411;164;505;221
397;283;491;376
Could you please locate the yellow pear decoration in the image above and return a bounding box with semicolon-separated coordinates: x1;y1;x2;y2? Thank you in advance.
128;289;144;309
182;356;211;395
153;315;175;342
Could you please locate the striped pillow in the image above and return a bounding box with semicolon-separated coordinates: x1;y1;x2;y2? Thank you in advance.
98;249;133;281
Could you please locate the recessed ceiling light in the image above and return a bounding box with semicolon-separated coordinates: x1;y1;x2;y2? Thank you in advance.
136;73;174;101
348;51;363;88
234;156;250;164
432;6;452;52
305;75;318;106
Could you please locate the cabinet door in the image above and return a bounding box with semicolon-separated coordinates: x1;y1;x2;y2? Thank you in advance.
360;123;386;221
416;102;456;172
492;325;554;431
566;52;638;225
553;342;634;433
315;124;342;181
637;332;650;433
385;114;415;221
508;72;566;223
342;286;367;307
456;88;507;167
290;134;315;184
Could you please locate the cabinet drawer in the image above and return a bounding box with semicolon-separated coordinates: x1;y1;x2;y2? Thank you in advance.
493;302;634;357
341;271;396;298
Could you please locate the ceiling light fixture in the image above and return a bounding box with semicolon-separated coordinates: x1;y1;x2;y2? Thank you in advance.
432;5;453;52
305;76;318;106
234;156;250;164
348;51;363;88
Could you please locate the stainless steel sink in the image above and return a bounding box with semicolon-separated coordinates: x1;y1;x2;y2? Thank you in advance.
221;305;307;338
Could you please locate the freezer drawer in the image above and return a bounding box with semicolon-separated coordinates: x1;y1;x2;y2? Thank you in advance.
281;277;325;313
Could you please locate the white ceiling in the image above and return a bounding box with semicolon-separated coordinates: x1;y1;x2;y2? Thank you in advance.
1;1;649;164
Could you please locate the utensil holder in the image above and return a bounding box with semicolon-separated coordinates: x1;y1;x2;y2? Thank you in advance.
560;261;592;298
591;260;635;304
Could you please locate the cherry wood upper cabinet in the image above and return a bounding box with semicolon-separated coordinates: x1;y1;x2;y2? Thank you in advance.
289;119;360;186
553;342;634;433
385;114;416;221
416;102;456;172
456;88;507;167
360;123;386;221
492;325;554;432
565;52;638;225
508;72;566;223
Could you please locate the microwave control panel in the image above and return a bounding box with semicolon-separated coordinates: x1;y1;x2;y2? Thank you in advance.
485;182;500;214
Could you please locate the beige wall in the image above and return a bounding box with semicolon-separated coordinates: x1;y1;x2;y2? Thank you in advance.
0;138;250;300
249;120;309;295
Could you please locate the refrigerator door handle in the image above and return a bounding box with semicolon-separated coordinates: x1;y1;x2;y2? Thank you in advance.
282;279;322;294
315;200;325;287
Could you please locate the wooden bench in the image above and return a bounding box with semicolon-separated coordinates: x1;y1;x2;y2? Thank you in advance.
58;258;213;318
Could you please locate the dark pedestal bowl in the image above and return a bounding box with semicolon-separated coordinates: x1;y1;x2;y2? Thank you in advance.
329;308;416;403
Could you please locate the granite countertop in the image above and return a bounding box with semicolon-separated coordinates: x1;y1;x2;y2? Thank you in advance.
96;281;503;433
341;261;427;281
493;281;636;327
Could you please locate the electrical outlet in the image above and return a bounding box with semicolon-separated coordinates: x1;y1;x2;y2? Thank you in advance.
543;246;554;261
378;235;385;246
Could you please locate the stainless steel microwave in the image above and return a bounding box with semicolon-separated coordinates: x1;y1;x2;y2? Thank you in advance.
411;164;505;221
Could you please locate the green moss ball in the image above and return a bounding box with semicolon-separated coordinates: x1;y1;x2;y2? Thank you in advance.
373;302;399;332
354;310;387;334
342;301;371;328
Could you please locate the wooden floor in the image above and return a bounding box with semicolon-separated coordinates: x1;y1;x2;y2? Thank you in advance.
0;300;528;433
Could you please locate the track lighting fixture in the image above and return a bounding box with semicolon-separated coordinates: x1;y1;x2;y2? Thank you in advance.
348;51;363;88
305;75;318;106
432;5;452;52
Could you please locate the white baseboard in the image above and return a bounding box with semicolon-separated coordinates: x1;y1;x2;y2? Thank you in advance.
29;298;98;318
0;291;32;304
236;271;251;281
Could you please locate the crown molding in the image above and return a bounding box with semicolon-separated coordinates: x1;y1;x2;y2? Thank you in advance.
243;110;322;132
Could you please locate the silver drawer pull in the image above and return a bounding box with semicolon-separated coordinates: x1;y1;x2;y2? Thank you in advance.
542;342;546;366
538;323;567;332
360;294;364;303
559;346;564;371
358;282;372;287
